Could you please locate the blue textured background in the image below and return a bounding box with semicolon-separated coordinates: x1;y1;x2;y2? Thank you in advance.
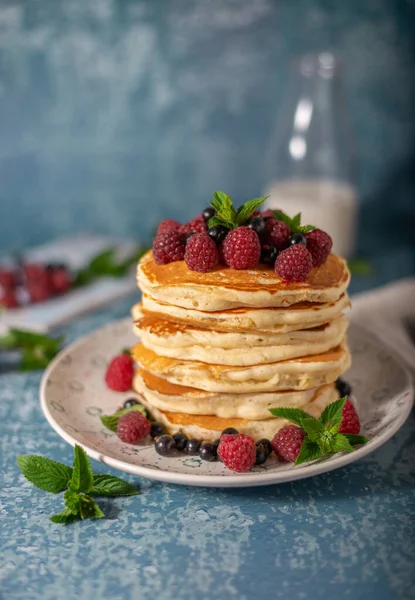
0;0;414;260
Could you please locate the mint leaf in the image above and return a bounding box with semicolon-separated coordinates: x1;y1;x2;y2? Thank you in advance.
269;407;314;426
70;445;93;494
271;210;315;234
295;439;323;466
50;508;78;525
330;433;354;453
301;225;316;234
235;197;268;226
91;474;139;497
210;191;236;224
64;489;81;514
78;494;104;520
342;434;369;446
300;418;324;442
347;258;373;276
17;455;73;493
291;213;302;231
101;404;147;433
319;396;348;433
207;216;234;230
74;246;146;287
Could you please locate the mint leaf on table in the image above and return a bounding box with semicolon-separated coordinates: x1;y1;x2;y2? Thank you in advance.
70;445;93;494
91;474;139;497
100;404;147;433
0;329;65;372
74;246;147;287
347;258;374;276
64;490;104;520
16;456;73;493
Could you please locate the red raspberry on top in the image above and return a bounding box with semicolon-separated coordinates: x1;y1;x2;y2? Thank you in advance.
153;230;185;265
339;398;361;435
157;219;180;235
275;244;313;282
217;433;256;472
117;411;151;444
271;425;306;462
105;354;134;392
179;218;207;237
222;226;261;270
184;233;218;273
305;229;333;267
265;219;291;250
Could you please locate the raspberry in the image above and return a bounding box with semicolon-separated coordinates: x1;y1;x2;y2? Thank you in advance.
271;425;306;462
23;263;48;283
157;219;180;235
0;267;16;289
27;281;50;303
152;231;185;265
48;267;72;295
105;354;134;392
179;218;207;236
222;226;261;270
0;289;18;308
217;433;256;472
339;398;361;435
184;233;218;272
117;411;151;444
265;219;291;249
275;244;313;282
262;209;274;218
305;229;333;267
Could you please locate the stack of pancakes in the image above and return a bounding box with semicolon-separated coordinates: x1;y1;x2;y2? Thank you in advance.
131;251;351;441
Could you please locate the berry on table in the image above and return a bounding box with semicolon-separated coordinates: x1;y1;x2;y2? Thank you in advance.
153;231;185;265
265;219;291;250
27;282;50;303
208;225;229;247
123;398;139;409
0;267;16;289
179;218;207;236
47;266;72;295
305;229;333;267
261;244;279;266
248;216;266;236
222;226;261;270
155;434;177;456
0;289;18;308
150;422;166;439
202;207;216;222
339;399;361;435
116;411;151;444
172;432;188;451
157;219;180;235
199;442;217;462
221;427;239;436
289;233;307;246
184;233;218;273
275;244;313;282
336;378;352;397
185;438;201;455
217;433;256;472
271;425;306;462
105;354;134;392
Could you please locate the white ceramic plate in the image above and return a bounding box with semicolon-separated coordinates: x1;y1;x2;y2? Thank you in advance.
40;319;413;488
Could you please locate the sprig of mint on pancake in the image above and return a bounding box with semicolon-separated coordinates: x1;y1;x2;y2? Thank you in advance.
270;397;368;466
207;191;269;229
270;210;316;234
17;444;139;524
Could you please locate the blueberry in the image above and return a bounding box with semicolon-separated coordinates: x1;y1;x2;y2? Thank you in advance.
212;439;220;455
185;232;196;245
263;216;273;222
247;216;266;236
199;442;216;462
261;244;279;266
185;438;201;455
202;207;216;222
336;378;352;397
221;427;238;436
289;233;307;246
256;438;273;456
123;398;139;409
173;432;188;451
208;225;229;246
150;422;166;439
255;447;269;465
155;434;176;456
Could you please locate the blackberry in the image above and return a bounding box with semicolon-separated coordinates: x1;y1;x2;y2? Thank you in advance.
199;442;216;462
208;225;229;247
289;233;307;246
150;422;166;439
155;434;176;457
336;378;352;397
173;432;188;451
185;438;201;455
123;398;139;409
261;244;279;266
202;207;216;222
248;216;265;236
255;447;269;465
256;438;273;456
221;427;239;436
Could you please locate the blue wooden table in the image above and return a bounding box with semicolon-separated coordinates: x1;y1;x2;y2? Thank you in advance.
1;284;414;600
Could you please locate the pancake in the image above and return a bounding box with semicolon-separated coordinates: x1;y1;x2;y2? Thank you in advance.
134;380;339;441
133;369;338;420
131;341;351;392
137;251;350;311
133;310;348;365
137;293;350;334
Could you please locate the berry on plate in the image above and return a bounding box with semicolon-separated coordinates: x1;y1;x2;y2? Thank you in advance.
105;354;134;392
184;233;218;273
217;433;256;472
305;229;333;267
0;267;16;289
222;226;261;270
275;244;313;282
152;230;185;265
271;425;306;462
0;289;18;308
116;411;151;444
339;398;361;434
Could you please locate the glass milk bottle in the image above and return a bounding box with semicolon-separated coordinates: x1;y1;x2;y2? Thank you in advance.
264;53;358;258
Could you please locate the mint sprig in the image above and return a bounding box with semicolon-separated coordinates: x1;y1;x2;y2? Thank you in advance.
208;191;268;230
270;397;369;465
0;329;65;371
100;404;147;433
17;445;139;525
271;210;316;234
74;246;147;287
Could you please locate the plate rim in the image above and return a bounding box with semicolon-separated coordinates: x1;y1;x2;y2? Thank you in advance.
40;318;414;488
